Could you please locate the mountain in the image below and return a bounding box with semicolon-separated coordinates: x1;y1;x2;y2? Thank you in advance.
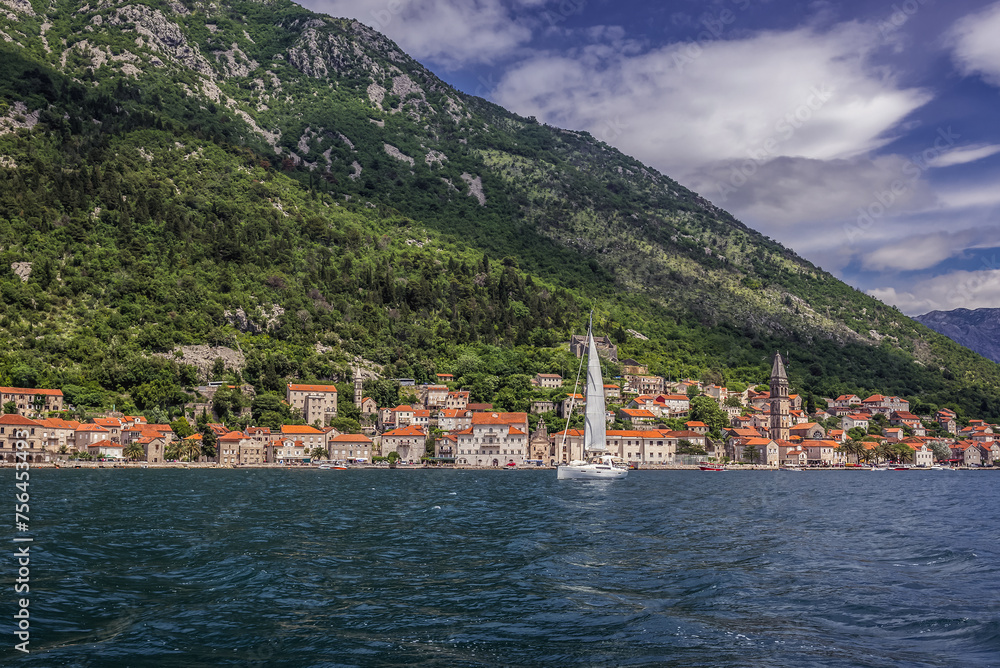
2;0;1000;420
914;309;1000;364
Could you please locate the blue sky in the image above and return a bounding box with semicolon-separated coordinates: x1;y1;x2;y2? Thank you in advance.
297;0;1000;316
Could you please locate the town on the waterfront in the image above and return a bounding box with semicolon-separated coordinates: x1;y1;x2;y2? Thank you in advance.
2;349;995;470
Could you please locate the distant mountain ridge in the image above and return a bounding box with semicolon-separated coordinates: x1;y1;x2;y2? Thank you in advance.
914;309;1000;363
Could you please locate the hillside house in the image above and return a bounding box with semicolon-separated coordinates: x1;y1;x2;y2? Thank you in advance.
286;383;338;426
0;386;64;417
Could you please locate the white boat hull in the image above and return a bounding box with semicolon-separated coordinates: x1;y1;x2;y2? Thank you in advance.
557;463;628;479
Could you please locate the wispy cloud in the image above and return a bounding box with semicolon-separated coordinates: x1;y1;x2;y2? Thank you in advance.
948;1;1000;86
297;0;547;67
869;268;1000;315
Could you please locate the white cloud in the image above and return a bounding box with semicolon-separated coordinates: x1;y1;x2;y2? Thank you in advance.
860;228;1000;272
297;0;542;66
492;23;930;177
949;1;1000;86
926;143;1000;168
869;269;1000;315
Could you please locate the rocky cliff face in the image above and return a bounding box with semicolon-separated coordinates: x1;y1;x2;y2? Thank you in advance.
914;309;1000;363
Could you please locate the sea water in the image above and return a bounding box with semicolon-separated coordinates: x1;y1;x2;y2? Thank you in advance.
6;468;999;667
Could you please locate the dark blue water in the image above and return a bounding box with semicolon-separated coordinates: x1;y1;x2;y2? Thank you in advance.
4;469;999;667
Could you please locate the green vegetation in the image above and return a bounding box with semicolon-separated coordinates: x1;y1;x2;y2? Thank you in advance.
1;0;999;422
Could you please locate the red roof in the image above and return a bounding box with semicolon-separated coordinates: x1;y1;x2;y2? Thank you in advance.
471;412;528;426
0;386;63;396
280;425;324;434
383;425;426;437
287;383;337;393
0;414;43;426
329;434;371;443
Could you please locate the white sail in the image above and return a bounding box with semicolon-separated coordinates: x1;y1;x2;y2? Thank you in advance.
584;325;606;452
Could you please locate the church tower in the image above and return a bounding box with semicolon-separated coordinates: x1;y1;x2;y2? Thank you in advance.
769;352;791;442
353;368;363;406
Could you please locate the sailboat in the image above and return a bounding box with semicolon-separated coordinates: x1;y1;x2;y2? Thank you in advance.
557;314;628;480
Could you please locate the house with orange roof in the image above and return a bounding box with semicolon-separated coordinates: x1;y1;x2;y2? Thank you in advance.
655;394;689;415
0;386;64;417
802;440;839;466
842;414;870;431
901;440;935;467
140;435;166;463
604;429;674;465
604;384;622;400
452;412;530;467
832;394;862;408
685;420;709;435
437;408;472;431
93;417;124;442
551;428;585;464
949;441;982;466
828;429;845;443
381;424;427;463
0;414;48;462
466;403;494;412
781;445;808;467
975;441;999;466
935;409;957;435
35;417;80;453
269;438;311;464
435;373;454;383
419;385;450;409
359;396;377;415
890;411;921;429
411;409;431;428
87;439;124;459
328;433;373;462
434;433;458;461
286;383;338;427
74;423;110;450
734;437;778;465
217;431;264;465
279;424;327;450
618;408;656;426
445;391;470;410
624;374;664;395
561;393;585;418
882;427;904;443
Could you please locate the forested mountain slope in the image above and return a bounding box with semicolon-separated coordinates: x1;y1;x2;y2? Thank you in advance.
1;0;998;419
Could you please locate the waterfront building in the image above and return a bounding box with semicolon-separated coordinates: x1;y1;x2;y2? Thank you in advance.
328;433;372;461
453;412;529;467
381;424;427;463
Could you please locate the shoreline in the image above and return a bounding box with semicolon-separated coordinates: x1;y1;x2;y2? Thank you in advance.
4;463;994;471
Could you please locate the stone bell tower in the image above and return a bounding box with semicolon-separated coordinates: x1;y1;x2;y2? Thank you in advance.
769;352;791;442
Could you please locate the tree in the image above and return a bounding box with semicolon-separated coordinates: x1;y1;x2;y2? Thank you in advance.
2;401;16;415
310;446;327;461
931;441;952;462
688;396;729;438
330;417;362;434
170;418;194;439
180;439;202;462
124;441;145;461
676;439;706;455
723;396;743;408
386;451;400;463
200;428;218;459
